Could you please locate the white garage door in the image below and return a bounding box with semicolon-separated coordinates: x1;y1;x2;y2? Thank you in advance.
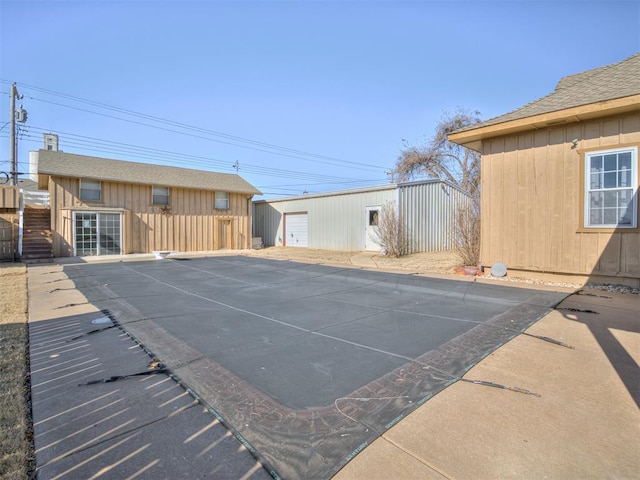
285;213;308;247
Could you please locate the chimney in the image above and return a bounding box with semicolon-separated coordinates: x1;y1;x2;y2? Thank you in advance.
29;133;60;182
44;133;59;151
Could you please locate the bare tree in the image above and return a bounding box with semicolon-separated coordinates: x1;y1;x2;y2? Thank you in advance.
393;108;481;199
394;109;482;265
374;201;409;257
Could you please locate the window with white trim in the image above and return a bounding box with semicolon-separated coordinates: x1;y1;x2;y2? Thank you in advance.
79;179;101;202
152;186;170;206
585;147;637;228
215;191;229;209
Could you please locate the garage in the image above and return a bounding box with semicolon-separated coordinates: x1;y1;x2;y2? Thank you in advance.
284;212;308;247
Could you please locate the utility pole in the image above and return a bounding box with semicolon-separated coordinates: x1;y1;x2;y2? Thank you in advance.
9;83;17;185
9;82;27;186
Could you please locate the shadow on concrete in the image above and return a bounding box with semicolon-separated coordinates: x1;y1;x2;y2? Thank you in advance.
29;309;270;480
558;290;640;409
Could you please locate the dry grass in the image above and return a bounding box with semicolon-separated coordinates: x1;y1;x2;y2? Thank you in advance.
243;247;356;264
0;263;34;480
372;250;461;274
244;247;462;274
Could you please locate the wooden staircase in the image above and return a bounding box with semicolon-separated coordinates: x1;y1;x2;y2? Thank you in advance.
22;206;53;263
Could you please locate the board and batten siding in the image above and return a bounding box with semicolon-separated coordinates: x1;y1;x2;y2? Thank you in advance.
480;112;640;280
0;186;20;209
254;181;467;253
48;176;252;256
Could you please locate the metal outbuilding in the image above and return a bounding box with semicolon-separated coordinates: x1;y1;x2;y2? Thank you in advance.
253;179;470;253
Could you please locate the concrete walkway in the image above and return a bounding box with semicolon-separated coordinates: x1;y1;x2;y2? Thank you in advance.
349;251;378;268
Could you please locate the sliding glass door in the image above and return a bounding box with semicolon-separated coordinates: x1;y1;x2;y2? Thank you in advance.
75;212;122;256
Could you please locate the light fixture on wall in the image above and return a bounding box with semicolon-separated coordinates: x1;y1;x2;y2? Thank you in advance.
571;138;579;149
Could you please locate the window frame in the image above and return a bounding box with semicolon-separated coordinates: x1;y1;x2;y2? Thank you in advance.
215;191;229;210
152;186;170;206
73;211;123;256
368;209;379;226
582;145;638;230
79;179;102;202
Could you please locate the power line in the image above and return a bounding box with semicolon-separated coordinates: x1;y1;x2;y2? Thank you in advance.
26;128;371;183
2;129;387;186
1;80;387;173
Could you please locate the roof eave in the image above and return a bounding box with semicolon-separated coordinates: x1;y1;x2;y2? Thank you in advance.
449;94;640;151
37;169;261;196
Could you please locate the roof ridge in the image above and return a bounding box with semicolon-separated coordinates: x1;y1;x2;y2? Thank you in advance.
41;149;242;178
37;149;262;195
509;53;640;119
555;52;640;91
450;52;640;135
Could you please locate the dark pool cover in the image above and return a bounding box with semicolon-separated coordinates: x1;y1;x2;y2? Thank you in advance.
63;256;567;479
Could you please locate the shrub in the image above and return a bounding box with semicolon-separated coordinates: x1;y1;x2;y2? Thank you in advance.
374;201;409;258
453;200;480;266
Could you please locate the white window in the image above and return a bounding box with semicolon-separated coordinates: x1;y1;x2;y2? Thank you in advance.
585;147;637;228
152;186;169;206
79;179;101;202
215;191;229;209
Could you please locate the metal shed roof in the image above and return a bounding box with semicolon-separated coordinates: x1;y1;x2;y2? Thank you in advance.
254;179;462;204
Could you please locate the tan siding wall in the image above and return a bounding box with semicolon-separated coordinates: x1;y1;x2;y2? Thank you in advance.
0;186;20;209
49;177;252;256
0;210;18;260
480;112;640;280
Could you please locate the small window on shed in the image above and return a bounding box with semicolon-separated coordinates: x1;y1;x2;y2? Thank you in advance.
215;191;229;210
369;209;379;226
152;186;170;206
79;179;101;202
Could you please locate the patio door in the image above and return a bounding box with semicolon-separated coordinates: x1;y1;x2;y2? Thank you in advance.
75;212;122;256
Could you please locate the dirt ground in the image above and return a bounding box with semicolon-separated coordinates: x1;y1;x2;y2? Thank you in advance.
0;263;32;480
242;247;462;275
241;248;639;293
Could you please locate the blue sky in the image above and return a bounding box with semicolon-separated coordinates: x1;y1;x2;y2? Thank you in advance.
1;0;638;198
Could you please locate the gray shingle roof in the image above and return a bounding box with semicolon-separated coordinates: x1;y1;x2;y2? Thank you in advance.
455;52;640;133
38;150;262;195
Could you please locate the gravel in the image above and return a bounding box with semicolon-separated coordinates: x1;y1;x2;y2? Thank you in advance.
480;274;639;294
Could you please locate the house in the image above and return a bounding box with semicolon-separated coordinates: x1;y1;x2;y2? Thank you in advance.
253;179;470;253
33;140;261;258
449;53;640;287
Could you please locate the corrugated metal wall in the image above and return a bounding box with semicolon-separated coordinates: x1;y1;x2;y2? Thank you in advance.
254;186;397;251
399;181;470;253
254;181;469;252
